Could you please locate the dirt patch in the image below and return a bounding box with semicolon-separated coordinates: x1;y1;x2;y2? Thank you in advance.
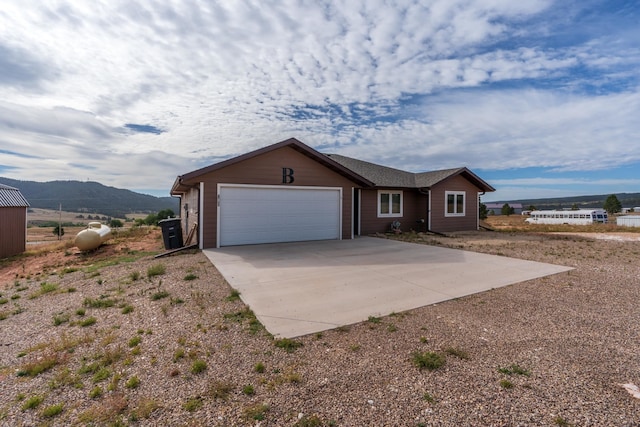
552;232;640;241
1;228;164;288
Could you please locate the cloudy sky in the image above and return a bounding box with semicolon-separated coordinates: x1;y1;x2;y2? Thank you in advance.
1;0;638;202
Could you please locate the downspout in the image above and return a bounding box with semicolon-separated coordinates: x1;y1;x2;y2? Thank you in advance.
199;182;204;250
351;187;354;239
478;191;486;230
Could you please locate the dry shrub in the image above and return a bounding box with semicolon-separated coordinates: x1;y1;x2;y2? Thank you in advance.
78;393;128;423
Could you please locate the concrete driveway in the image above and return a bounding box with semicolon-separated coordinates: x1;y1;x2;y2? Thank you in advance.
204;237;572;338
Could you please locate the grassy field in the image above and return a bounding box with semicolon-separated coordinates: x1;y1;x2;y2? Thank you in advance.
26;209;142;243
484;213;639;233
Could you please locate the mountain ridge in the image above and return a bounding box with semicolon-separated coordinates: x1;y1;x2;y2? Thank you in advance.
0;177;178;218
488;192;640;210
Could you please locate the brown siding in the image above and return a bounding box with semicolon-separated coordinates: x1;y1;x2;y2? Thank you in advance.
182;146;357;248
359;189;428;235
429;175;480;232
0;207;27;258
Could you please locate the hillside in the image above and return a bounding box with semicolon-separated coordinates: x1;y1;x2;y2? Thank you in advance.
0;177;178;218
491;192;640;210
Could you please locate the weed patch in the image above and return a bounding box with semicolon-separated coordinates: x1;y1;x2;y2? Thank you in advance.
125;375;140;389
53;313;70;326
92;367;111;383
21;395;44;411
48;367;82;390
183;397;203;412
132;398;159;419
294;414;325;427
83;297;117;308
79;316;97;327
224;308;263;334
78;393;128;423
128;336;142;348
244;403;269;421
498;364;531;376
147;263;166;278
554;416;573;426
412;351;446;371
274;338;303;353
500;379;514;389
89;386;103;399
208;381;234;400
226;289;241;301
191;359;207;374
444;347;470;360
17;352;60;377
151;290;170;301
423;392;436;403
28;282;58;299
41;403;64;417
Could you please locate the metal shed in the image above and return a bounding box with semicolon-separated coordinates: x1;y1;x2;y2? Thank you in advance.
616;215;640;228
0;183;30;259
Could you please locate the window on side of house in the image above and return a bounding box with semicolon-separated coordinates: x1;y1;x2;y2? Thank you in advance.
445;191;465;216
378;190;403;217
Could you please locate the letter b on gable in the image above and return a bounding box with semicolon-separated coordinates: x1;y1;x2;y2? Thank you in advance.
282;167;294;184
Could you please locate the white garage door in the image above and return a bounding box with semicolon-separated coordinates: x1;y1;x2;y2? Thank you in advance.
218;185;342;246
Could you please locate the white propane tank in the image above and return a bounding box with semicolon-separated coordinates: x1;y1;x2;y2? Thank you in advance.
75;222;111;251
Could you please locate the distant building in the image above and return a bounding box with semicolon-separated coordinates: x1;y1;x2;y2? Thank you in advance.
485;202;523;215
0;183;30;259
621;207;639;214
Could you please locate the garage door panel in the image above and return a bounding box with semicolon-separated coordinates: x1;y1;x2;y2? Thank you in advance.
219;186;341;246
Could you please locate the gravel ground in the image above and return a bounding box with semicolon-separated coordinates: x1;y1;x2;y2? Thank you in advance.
1;230;639;426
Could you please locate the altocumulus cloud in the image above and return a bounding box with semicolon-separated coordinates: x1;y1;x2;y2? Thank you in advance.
0;0;638;198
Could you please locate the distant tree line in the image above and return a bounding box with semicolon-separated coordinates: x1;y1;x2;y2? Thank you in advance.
480;194;624;219
134;209;175;226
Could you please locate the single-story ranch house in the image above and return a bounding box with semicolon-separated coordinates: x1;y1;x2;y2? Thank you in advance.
171;138;495;248
0;183;30;259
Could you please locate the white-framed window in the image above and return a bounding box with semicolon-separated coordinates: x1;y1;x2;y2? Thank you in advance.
377;190;403;217
445;191;465;216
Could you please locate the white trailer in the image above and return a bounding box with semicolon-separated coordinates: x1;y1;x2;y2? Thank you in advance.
616;215;640;228
525;209;608;225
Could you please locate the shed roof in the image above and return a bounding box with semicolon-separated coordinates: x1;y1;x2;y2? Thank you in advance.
0;183;30;207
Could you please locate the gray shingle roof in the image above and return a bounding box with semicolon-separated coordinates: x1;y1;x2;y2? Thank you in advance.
325;154;494;191
325;154;416;187
0;184;30;207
